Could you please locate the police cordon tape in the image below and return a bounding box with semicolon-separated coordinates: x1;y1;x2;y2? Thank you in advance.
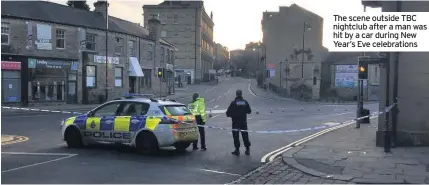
1;104;396;134
187;104;395;134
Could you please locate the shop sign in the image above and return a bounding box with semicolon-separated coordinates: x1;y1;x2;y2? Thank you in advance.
1;61;21;70
28;58;78;70
94;55;119;64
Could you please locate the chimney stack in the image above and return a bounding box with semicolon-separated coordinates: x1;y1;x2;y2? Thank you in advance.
93;0;109;17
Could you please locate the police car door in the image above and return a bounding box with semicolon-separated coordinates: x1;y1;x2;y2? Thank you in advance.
114;102;150;144
83;101;123;142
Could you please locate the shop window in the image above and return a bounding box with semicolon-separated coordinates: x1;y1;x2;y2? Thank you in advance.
30;81;66;101
141;69;152;88
85;33;96;51
56;29;65;49
115;37;123;54
115;67;123;87
1;22;10;45
86;65;96;87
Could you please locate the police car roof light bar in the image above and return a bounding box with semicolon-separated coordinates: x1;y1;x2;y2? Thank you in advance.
123;93;155;98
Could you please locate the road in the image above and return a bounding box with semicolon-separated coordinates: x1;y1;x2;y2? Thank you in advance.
1;77;378;183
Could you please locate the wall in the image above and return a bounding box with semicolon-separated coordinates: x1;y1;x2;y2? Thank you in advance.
376;1;429;146
262;5;325;99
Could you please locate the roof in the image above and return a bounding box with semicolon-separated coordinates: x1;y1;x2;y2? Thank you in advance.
1;1;151;40
144;1;203;8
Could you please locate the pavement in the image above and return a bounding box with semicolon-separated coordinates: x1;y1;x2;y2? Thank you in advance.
233;118;429;184
1;77;379;183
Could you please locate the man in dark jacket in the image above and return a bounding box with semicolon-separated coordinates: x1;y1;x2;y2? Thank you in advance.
226;90;252;155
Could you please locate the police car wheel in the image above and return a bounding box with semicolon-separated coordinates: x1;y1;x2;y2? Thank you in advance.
174;142;191;152
65;127;83;148
136;132;159;155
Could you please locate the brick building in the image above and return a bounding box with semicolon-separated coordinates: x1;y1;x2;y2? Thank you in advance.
1;1;177;106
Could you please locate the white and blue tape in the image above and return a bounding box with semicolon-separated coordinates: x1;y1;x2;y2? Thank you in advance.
1;104;395;134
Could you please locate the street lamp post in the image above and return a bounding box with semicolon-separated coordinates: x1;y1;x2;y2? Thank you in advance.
280;61;282;88
301;22;311;79
105;1;109;101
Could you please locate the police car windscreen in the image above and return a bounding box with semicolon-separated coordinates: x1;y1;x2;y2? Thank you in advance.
160;105;192;116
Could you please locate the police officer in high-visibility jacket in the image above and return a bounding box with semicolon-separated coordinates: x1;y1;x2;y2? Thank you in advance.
188;92;207;151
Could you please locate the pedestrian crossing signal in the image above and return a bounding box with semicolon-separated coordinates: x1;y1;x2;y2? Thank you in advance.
358;63;368;80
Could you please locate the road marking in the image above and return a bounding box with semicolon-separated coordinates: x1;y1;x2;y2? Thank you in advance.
1;115;57;119
214;105;219;109
216;96;222;99
210;114;221;119
2;152;77;156
324;122;340;127
208;109;227;114
200;169;241;176
1;154;77;173
223;92;228;95
248;83;256;96
209;99;216;103
1;135;29;146
262;116;379;163
228;88;232;93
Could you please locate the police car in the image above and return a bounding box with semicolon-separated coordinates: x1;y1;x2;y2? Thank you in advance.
61;94;199;154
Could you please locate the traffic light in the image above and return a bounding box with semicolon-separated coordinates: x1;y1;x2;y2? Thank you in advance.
358;62;368;79
157;67;163;78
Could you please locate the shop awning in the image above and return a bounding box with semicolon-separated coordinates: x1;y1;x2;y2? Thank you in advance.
129;57;144;77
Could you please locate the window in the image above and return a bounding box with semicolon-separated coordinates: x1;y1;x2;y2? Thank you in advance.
56;29;65;49
115;67;123;87
141;69;152;88
86;65;96;88
85;33;96;50
160;105;192;116
1;22;10;45
147;51;153;60
173;14;178;24
115;37;123;54
173;32;179;37
160;47;165;63
118;102;150;116
92;102;122;117
166;49;170;63
128;40;136;56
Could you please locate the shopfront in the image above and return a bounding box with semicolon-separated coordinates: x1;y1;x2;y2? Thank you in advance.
1;61;22;103
27;58;78;104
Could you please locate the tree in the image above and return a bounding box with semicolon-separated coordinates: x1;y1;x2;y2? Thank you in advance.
67;0;90;11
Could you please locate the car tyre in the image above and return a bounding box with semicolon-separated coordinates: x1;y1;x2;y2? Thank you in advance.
65;127;83;148
174;142;191;152
136;132;159;155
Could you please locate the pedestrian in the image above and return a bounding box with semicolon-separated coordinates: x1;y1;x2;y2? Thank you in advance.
188;92;207;151
226;90;252;155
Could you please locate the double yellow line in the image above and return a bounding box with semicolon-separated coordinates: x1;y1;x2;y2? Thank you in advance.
1;135;29;146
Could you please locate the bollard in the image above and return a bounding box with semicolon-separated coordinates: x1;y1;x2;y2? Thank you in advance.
209;110;213;118
270;108;273;113
255;109;259;114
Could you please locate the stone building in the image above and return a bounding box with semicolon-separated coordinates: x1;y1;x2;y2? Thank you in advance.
363;1;429;146
1;1;177;106
143;1;215;84
262;4;328;99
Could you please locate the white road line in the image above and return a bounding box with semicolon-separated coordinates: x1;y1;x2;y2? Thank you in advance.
248;83;256;96
223;92;228;95
214;105;219;109
210;114;221;119
2;106;10;109
262;116;379;163
51;110;61;113
40;110;50;112
2;152;77;156
200;169;241;176
209;99;216;103
1;154;77;173
217;96;222;99
228;88;232;93
1;115;57;119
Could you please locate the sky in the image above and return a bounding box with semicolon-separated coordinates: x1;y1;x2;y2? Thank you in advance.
55;0;381;50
